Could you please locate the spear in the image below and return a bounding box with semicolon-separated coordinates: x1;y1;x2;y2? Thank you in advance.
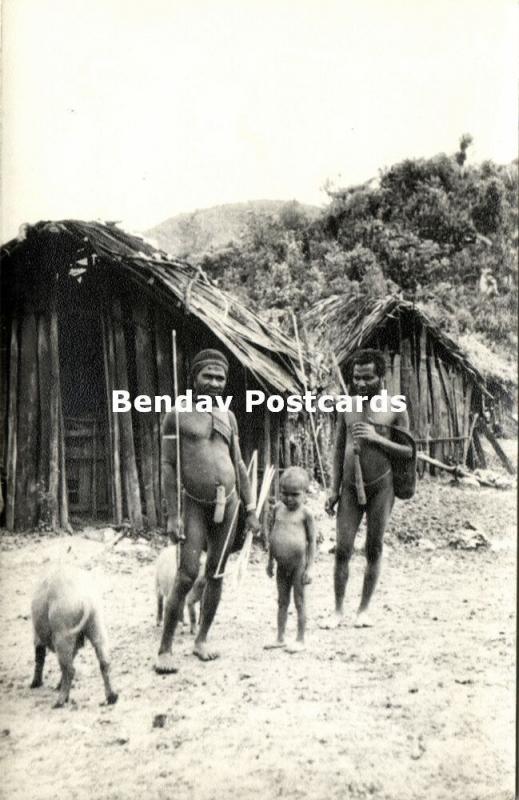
171;330;183;566
331;352;366;507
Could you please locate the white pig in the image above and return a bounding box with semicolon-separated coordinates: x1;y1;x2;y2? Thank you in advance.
30;565;118;709
155;545;205;633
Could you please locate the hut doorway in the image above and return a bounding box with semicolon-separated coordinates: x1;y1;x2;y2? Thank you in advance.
59;311;110;522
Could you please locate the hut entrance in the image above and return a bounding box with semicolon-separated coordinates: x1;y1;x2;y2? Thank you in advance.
59;312;110;521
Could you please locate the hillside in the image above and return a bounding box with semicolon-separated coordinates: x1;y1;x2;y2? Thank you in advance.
146;200;321;257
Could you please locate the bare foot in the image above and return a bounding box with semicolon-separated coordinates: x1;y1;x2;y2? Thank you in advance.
286;641;306;654
354;611;374;628
193;642;220;661
319;613;343;630
154;653;179;674
263;641;287;650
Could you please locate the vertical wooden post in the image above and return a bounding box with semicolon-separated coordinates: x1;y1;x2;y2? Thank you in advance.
155;316;173;525
418;327;429;443
37;314;51;503
393;354;401;395
5;316;19;531
134;305;158;528
113;300;143;529
283;417;291;468
400;338;418;433
91;419;98;520
58;398;71;532
436;358;454;461
462;380;474;464
15;313;39;530
452;371;465;463
428;351;442;465
102;312;123;524
48;309;61;530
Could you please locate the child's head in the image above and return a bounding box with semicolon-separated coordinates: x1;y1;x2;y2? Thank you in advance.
279;467;309;510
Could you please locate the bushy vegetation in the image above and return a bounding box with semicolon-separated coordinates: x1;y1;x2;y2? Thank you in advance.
196;138;518;353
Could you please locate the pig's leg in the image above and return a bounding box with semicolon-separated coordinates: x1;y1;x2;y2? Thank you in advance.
157;594;164;626
187;576;206;634
53;636;75;708
89;624;118;705
30;644;46;689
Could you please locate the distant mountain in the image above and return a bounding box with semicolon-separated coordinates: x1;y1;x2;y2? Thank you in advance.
146;199;321;257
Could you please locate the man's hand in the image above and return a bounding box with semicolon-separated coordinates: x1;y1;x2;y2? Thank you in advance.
302;569;313;585
245;511;261;534
325;493;339;516
166;516;185;544
266;562;274;579
352;421;380;445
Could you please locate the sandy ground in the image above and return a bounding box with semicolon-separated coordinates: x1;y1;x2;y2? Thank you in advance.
0;471;516;800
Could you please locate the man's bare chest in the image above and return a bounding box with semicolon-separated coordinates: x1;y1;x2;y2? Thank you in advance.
180;411;216;441
345;409;395;434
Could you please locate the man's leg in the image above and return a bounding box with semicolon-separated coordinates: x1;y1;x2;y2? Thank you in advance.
355;475;394;627
155;498;205;673
193;495;239;661
264;564;292;649
321;488;363;629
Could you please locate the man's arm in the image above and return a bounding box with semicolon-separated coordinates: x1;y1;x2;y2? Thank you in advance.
325;413;346;514
303;510;317;583
353;410;413;459
161;411;183;540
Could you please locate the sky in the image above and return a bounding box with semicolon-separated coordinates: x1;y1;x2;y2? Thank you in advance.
2;0;518;241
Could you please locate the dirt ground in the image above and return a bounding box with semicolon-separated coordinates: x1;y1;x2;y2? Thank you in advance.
0;468;516;800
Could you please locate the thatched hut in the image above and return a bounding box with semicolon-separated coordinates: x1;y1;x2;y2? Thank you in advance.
309;294;498;469
0;220;302;532
458;334;517;436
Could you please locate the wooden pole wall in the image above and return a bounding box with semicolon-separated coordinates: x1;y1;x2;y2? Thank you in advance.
48;309;61;530
428;351;442;463
134;304;159;527
37;315;51;502
5;317;19;530
102;311;123;524
417;326;428;442
14;313;39;529
113;299;143;529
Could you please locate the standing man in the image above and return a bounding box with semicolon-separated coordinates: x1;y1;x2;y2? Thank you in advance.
323;348;414;629
155;349;260;673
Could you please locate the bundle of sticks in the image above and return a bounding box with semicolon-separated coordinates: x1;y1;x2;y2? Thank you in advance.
233;459;275;587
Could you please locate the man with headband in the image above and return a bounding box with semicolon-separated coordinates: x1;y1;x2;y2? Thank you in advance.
155;348;260;672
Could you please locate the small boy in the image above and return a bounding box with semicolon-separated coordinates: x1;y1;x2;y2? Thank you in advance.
265;467;316;653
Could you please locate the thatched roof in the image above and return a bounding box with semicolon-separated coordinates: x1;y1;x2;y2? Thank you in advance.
458;334;517;392
306;294;489;393
1;220;303;393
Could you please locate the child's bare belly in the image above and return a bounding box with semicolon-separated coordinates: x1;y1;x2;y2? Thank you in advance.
270;525;306;563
